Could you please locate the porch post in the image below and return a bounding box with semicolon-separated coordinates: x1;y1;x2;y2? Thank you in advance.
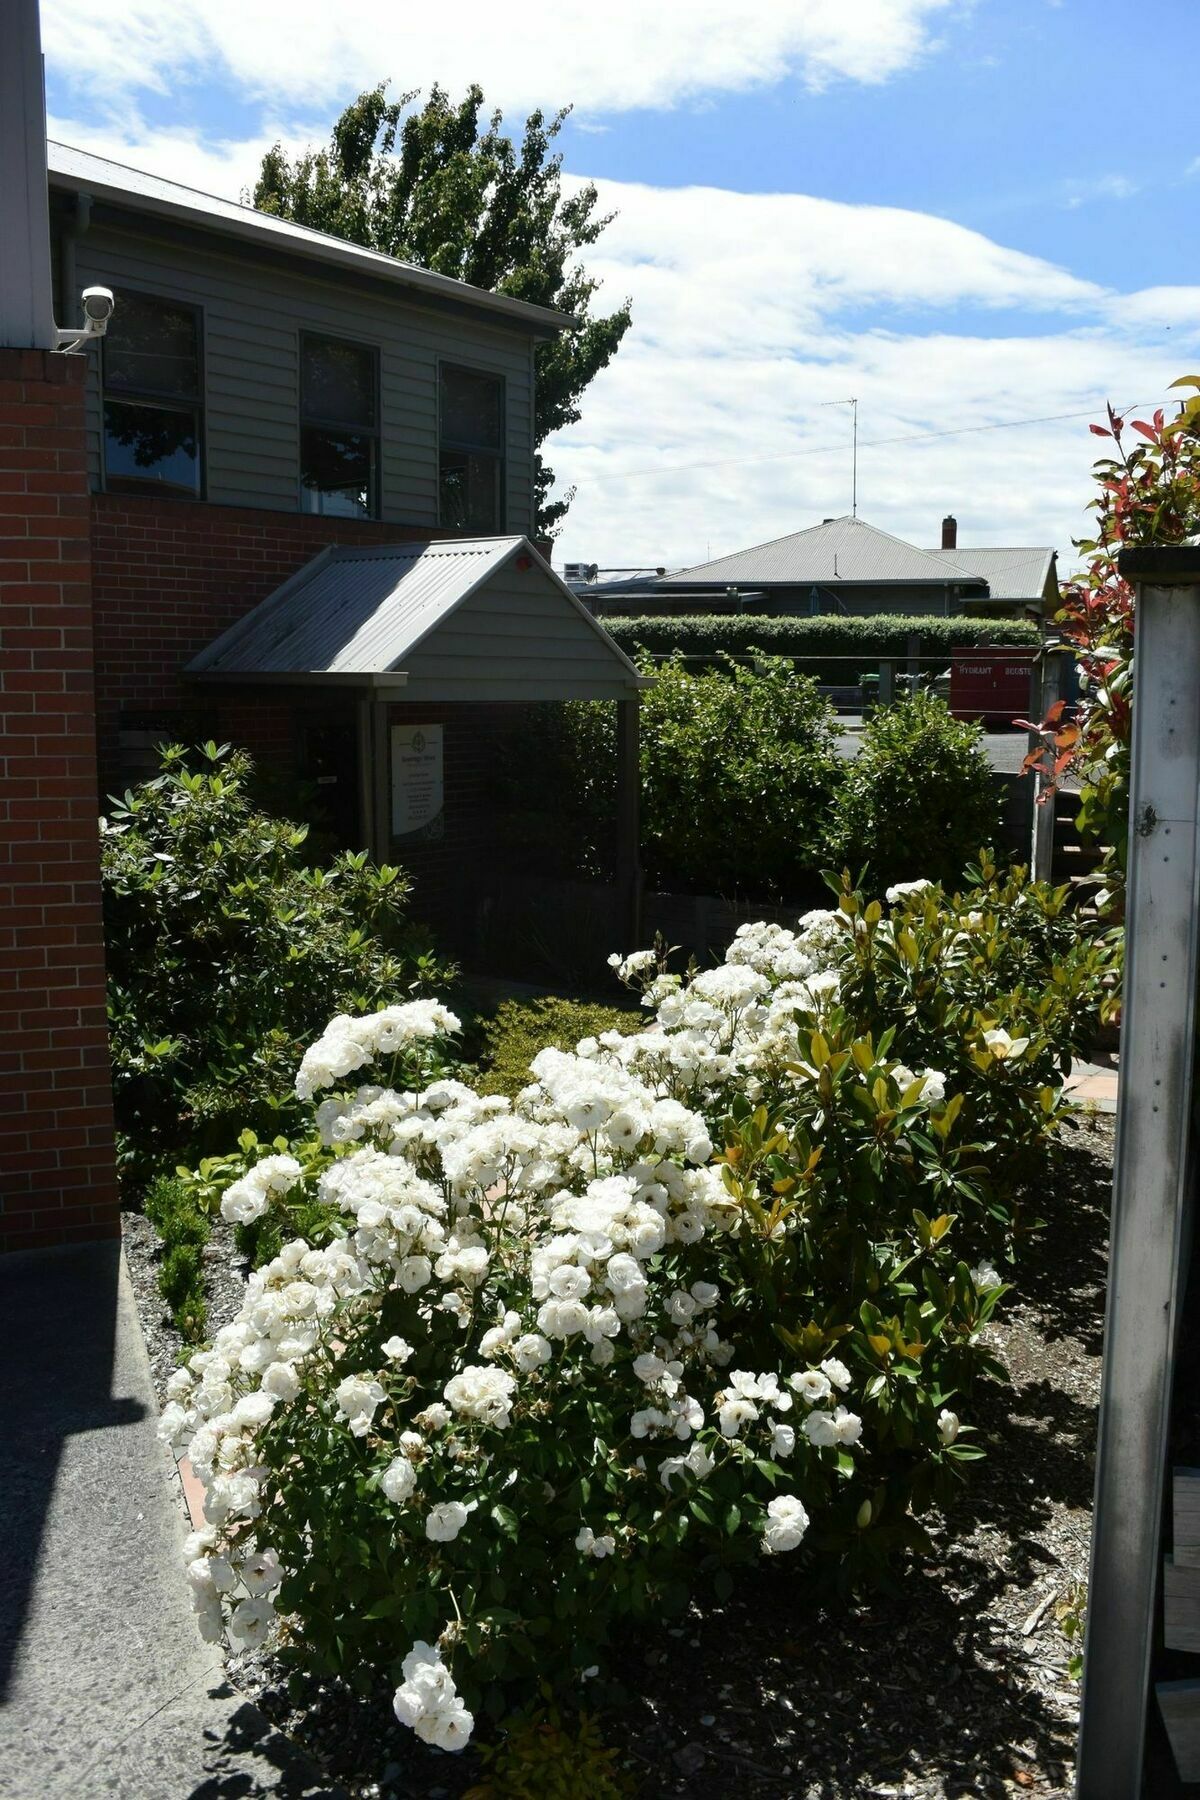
616;694;642;947
370;700;390;863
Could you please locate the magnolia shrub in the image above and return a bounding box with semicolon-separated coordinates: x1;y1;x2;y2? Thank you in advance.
161;887;1086;1753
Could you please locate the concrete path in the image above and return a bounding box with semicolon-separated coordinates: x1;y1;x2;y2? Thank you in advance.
0;1241;341;1799
1063;1054;1119;1113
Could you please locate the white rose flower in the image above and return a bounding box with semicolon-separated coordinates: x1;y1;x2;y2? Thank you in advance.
381;1335;413;1363
425;1500;471;1542
380;1455;417;1503
762;1494;810;1554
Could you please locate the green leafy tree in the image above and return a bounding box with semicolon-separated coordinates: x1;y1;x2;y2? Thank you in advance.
252;84;631;535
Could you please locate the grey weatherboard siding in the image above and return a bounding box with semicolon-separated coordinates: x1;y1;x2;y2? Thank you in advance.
54;208;538;535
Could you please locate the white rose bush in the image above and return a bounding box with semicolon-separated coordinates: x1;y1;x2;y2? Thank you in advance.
160;858;1110;1750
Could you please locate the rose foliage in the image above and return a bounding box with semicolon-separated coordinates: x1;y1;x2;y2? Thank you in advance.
160;861;1109;1753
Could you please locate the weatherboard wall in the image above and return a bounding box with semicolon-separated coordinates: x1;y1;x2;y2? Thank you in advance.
53;203;537;536
399;573;642;702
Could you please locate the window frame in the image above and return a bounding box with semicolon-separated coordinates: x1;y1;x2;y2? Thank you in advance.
100;287;206;501
437;358;507;534
297;330;382;520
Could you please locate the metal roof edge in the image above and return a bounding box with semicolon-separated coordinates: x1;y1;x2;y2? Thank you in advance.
184;544;338;674
47;143;574;336
523;540;652;686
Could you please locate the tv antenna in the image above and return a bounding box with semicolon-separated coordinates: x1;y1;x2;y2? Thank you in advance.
821;397;859;517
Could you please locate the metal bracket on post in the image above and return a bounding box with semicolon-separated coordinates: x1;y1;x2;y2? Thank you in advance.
1075;548;1200;1799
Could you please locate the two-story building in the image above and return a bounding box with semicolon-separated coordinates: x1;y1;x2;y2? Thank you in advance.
2;53;643;1250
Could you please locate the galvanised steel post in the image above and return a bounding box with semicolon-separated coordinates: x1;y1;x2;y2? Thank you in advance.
1076;547;1200;1798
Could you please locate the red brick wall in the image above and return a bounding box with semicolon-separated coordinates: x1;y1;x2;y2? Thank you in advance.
0;349;118;1251
89;494;443;791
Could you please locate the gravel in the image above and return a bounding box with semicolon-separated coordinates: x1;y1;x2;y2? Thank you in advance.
122;1205;253;1403
121;1110;1113;1799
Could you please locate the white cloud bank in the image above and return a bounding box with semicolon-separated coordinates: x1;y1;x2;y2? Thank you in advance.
43;0;955;115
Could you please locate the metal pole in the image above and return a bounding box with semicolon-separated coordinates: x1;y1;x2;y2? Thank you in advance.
1029;650;1062;885
616;695;643;947
1076;548;1200;1798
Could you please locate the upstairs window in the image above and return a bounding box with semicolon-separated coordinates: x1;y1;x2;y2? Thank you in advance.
300;334;379;518
102;292;202;497
439;364;504;533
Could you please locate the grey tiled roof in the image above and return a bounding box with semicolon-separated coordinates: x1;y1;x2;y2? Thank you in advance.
659;516;988;588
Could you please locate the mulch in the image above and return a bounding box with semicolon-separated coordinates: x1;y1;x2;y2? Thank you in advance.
122;1110;1113;1800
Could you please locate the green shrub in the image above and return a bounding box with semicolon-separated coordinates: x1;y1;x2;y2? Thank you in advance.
606;612;1039;685
161;861;1111;1750
830;692;1002;891
477;998;642;1098
639;655;843;896
145;1174;210;1341
101;742;452;1178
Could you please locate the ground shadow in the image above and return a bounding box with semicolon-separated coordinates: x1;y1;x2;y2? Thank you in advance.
0;1240;144;1701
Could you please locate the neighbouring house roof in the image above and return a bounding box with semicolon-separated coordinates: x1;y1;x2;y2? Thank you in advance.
922;546;1058;604
658;515;989;590
46;142;572;337
186;536;647;702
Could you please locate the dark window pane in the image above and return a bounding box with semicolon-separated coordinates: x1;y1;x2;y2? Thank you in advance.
104;400;199;496
104;293;199;399
302;337;376;428
440;449;500;533
440;365;501;450
300;427;373;517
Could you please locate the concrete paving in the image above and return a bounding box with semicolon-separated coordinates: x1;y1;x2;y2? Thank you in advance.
0;1240;341;1799
833;716;1036;776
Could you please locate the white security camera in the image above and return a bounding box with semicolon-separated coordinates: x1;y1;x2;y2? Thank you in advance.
55;285;116;352
81;286;115;325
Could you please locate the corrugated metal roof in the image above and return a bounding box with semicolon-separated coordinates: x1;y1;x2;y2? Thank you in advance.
186;536;644;686
46;142;571;336
659;516;988;589
923;546;1057;602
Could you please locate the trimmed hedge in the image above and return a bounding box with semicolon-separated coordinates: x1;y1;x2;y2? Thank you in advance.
477;997;641;1098
605;612;1039;685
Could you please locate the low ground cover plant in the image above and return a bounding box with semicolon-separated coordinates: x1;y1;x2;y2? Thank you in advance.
102;742;450;1181
160;856;1106;1756
476;997;642;1099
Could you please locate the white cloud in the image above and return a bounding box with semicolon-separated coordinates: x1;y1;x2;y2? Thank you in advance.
42;0;955;115
1062;172;1139;209
542;180;1199;571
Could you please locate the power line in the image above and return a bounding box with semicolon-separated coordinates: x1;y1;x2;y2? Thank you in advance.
578;397;1168;487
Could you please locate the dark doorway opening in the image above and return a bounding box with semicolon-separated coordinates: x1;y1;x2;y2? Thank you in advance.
296;713;361;853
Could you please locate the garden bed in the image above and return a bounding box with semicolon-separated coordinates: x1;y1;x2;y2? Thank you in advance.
122;1110;1111;1800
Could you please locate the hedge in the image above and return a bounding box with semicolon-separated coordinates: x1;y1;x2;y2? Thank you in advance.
604;612;1039;684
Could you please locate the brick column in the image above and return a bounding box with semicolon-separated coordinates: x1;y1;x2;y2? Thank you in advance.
0;348;118;1250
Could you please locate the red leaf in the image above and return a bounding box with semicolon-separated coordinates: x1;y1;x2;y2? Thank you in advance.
1090;424;1112;437
1130;420;1157;442
1044;699;1068;726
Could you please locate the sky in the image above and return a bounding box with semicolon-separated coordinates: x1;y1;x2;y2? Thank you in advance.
40;0;1200;573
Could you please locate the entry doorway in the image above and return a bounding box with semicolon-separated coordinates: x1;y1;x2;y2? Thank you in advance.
296;713;362;853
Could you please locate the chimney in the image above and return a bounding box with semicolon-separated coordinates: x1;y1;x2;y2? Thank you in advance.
941;514;958;550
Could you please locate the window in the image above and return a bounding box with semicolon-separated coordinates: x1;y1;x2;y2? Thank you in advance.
102;292;202;497
439;364;504;532
300;335;379;518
